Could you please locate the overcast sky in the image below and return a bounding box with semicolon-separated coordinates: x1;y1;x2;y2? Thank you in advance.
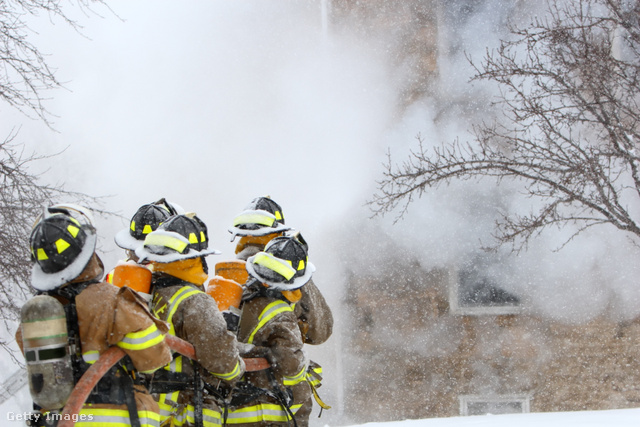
0;2;402;422
1;1;398;271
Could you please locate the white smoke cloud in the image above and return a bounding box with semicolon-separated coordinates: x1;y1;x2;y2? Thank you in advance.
4;0;640;423
339;0;640;325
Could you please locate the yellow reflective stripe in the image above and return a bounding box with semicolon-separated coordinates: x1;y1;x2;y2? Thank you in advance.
158;391;183;424
55;238;71;254
164;286;201;336
67;224;80;238
247;300;293;344
283;366;307;386
252;252;295;280
185;404;222;426
145;232;188;254
233;212;276;228
117;324;164;351
165;354;184;373
36;247;49;260
76;407;161;427
82;351;100;365
306;373;321;387
209;360;242;381
225;403;302;423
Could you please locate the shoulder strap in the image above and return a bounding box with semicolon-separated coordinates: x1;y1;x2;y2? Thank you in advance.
42;282;95;383
46;282;141;426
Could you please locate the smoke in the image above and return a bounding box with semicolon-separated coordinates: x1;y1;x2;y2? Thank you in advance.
335;0;640;326
0;1;403;422
4;0;640;422
0;1;399;264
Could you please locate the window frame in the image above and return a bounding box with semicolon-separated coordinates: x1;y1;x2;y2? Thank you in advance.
459;394;531;416
448;266;522;316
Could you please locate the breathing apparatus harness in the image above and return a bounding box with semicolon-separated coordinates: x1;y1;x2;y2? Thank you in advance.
31;280;142;427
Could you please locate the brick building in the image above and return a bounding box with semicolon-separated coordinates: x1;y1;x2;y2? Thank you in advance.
342;261;640;423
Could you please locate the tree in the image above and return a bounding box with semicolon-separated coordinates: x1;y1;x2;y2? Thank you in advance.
0;0;107;357
1;0;107;125
370;0;640;251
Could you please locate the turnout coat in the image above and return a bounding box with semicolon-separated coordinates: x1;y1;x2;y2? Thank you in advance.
18;255;173;427
227;293;311;426
151;278;245;426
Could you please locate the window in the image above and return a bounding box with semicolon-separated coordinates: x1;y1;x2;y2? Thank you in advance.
459;395;530;416
449;252;521;315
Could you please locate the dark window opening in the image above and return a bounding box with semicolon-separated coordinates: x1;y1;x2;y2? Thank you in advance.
458;254;520;308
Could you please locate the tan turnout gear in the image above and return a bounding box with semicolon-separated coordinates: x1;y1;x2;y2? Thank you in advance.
226;198;333;425
20;204;173;427
235;235;334;346
137;213;245;426
229;296;311;426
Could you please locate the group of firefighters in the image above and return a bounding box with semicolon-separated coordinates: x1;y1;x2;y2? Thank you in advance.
16;196;333;427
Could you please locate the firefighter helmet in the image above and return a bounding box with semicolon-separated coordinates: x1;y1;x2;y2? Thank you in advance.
246;235;315;290
229;196;291;240
30;206;97;291
135;213;220;263
114;198;182;250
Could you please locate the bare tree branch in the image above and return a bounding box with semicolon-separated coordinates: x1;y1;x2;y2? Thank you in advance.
0;130;103;328
371;0;640;251
0;0;109;126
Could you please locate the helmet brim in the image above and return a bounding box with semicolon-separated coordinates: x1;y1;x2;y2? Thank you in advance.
114;228;143;251
135;245;221;264
31;229;98;291
245;255;315;291
228;223;292;240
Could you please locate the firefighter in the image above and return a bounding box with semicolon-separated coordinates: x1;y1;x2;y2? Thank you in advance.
135;213;246;426
107;198;183;298
113;198;183;263
225;235;315;426
226;197;333;423
18;204;173;427
228;196;333;346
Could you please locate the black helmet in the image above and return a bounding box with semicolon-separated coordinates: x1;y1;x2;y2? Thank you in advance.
247;197;286;224
30;206;97;291
135;214;219;263
114;199;181;250
246;236;315;290
229;196;291;240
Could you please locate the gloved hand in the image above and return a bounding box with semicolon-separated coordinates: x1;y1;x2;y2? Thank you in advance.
236;342;254;355
239;344;276;366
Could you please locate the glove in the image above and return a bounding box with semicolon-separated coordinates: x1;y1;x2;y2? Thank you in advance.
240;344;276;366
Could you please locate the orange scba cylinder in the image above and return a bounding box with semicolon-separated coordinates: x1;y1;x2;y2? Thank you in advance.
112;263;152;294
206;276;243;311
215;260;248;284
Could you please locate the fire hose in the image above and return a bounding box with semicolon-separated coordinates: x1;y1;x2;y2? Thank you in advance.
58;334;269;427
